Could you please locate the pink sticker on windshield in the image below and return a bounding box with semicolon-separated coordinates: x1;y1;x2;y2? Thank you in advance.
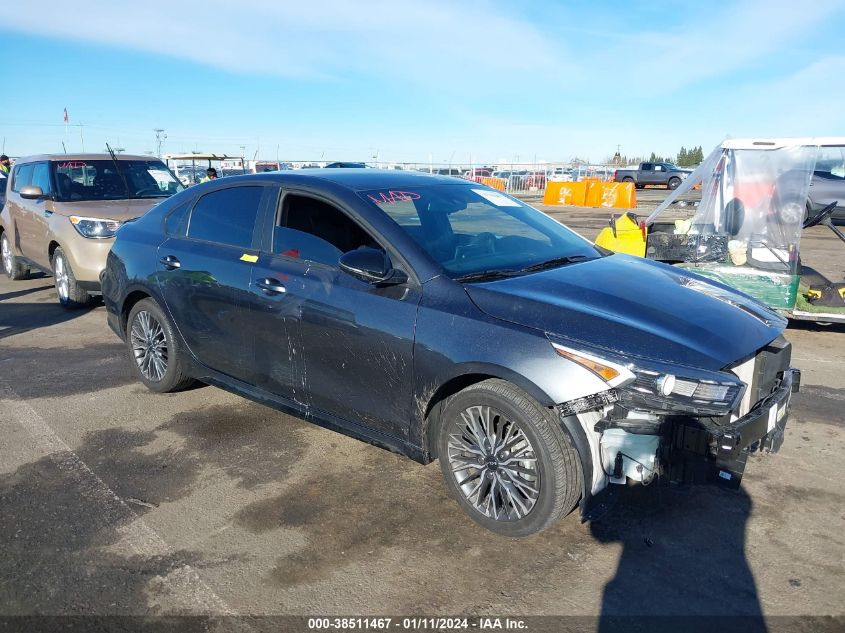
367;191;421;204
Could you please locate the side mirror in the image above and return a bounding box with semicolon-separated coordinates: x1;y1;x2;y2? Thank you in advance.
20;185;48;200
339;248;407;285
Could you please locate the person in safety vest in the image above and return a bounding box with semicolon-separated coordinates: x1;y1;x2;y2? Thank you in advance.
199;167;218;183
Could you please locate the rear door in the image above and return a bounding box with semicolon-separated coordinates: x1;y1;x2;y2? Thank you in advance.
639;163;655;185
156;184;269;383
251;189;421;440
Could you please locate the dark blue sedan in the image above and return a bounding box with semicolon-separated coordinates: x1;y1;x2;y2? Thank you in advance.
102;170;798;535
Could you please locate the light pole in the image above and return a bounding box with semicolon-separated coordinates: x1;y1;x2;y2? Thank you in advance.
154;128;167;157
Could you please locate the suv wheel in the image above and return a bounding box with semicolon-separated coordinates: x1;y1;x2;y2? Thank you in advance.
126;298;195;393
52;246;91;309
668;177;681;190
437;379;582;536
1;232;31;280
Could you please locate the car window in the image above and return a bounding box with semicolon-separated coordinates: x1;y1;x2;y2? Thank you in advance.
188;186;263;249
31;162;52;194
641;163;653;171
274;193;381;266
817;146;845;177
164;201;191;237
12;163;34;192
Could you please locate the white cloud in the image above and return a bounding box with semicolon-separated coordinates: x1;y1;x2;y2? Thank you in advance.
3;0;563;88
575;0;845;96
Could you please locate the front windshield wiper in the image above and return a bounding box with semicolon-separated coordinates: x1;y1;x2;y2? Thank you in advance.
519;254;592;273
454;269;522;283
105;143;131;196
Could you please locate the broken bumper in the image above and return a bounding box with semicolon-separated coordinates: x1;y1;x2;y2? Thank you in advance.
669;368;800;488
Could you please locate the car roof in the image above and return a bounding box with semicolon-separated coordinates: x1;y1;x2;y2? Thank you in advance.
14;153;161;164
252;168;470;191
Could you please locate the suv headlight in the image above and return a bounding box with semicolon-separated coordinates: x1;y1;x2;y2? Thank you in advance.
70;216;122;239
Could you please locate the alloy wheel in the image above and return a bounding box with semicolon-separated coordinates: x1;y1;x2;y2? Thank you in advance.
1;235;11;274
54;253;69;301
130;310;168;382
447;405;540;521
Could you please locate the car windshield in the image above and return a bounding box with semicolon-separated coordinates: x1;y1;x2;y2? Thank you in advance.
359;184;603;279
51;159;184;202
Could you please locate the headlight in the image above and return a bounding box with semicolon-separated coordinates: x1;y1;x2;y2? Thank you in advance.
623;368;743;415
70;216;122;239
549;336;744;416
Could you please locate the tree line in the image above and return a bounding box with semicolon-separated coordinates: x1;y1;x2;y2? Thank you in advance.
608;145;705;167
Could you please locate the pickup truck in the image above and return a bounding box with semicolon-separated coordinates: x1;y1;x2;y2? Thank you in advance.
614;162;691;190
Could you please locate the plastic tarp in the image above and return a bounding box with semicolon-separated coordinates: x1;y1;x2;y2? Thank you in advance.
645;142;819;310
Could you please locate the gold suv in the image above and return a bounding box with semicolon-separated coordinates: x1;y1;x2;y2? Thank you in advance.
0;153;183;307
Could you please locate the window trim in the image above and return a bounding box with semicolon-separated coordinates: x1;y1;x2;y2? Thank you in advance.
185;184;270;250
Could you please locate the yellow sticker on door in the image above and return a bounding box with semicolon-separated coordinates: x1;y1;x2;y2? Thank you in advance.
240;253;258;263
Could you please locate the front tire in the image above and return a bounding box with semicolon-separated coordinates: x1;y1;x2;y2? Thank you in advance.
52;246;91;308
437;379;582;537
668;177;681;190
1;232;31;280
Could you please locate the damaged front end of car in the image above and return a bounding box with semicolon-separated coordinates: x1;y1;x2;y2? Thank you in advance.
549;335;800;517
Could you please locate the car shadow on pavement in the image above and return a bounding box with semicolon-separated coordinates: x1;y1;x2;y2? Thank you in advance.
0;283;54;302
591;482;767;632
0;301;91;341
786;320;845;334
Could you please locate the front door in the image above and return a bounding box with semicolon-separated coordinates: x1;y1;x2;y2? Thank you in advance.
156;184;267;383
253;191;420;440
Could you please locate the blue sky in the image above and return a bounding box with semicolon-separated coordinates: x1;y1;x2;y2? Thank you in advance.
2;0;844;165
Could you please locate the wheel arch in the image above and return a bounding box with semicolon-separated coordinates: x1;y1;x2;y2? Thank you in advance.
48;239;61;261
420;363;555;462
121;288;155;334
419;364;594;514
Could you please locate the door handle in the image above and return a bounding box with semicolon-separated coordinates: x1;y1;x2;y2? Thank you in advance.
160;255;181;270
43;210;53;217
256;277;286;294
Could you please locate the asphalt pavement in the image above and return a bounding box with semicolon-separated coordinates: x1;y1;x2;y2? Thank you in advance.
1;199;844;629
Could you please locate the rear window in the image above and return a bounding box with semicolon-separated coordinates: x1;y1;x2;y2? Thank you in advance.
188;186;263;249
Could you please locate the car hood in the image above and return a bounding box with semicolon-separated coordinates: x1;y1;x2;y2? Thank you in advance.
464;254;785;371
51;198;165;221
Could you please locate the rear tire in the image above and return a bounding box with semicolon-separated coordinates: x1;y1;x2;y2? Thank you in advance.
437;379;582;537
52;246;91;309
126;298;195;393
668;177;681;190
1;232;31;280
